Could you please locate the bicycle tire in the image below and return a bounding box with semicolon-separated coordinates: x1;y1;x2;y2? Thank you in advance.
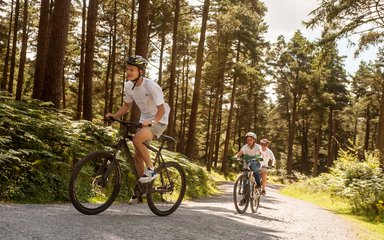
147;161;186;216
69;151;121;215
233;174;250;214
250;182;260;213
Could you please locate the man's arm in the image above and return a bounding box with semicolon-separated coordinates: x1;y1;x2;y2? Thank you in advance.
106;101;132;118
153;104;165;124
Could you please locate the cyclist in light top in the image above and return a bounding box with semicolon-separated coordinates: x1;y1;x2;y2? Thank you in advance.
259;138;276;195
234;132;262;189
105;55;170;204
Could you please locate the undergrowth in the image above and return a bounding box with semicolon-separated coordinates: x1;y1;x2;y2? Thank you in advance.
0;97;216;203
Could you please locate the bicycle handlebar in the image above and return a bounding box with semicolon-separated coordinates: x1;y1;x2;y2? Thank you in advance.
232;156;275;169
105;117;152;128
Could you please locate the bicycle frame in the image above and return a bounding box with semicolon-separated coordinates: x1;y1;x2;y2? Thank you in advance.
69;118;185;216
108;121;176;195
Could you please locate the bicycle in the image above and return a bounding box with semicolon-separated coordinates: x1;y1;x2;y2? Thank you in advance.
69;117;186;216
233;157;263;214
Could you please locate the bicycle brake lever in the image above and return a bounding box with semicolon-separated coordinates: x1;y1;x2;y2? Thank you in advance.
105;117;115;124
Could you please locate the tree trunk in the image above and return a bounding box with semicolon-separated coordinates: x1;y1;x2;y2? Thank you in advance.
121;0;135;109
353;114;357;146
221;39;240;174
312;125;322;177
205;86;213;161
173;73;180;144
177;54;190;152
62;69;66;108
236;107;241;150
32;0;49;99
207;87;220;171
158;30;166;87
185;0;210;158
364;104;370;152
76;0;86;119
83;0;99;120
167;0;180;141
327;107;335;168
108;0;117;114
104;31;112;116
214;84;224;169
135;0;149;57
130;0;150;123
301;117;309;174
15;0;28;100
377;79;384;168
128;0;135;56
208;34;227;171
287;95;298;175
41;0;71;108
2;0;14;91
7;0;20;95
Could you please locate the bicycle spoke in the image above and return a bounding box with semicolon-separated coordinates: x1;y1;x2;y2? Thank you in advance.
147;162;186;216
250;183;260;213
69;151;121;215
233;174;249;213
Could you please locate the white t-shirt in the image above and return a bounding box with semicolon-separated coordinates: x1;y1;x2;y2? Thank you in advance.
260;147;275;167
124;77;170;124
240;144;261;162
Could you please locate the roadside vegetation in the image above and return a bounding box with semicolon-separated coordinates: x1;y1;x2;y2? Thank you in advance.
0;98;217;203
280;149;384;239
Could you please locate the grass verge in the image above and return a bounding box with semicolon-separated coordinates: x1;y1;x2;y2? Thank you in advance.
281;184;384;240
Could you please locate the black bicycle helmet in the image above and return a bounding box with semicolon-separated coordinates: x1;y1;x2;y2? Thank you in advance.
126;55;148;70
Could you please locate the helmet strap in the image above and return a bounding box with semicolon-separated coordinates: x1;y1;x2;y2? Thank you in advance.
131;75;142;90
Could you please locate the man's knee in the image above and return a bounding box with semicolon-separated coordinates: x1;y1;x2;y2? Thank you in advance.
133;129;153;146
132;137;142;147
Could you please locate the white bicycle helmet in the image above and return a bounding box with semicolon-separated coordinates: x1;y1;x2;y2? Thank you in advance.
245;132;257;140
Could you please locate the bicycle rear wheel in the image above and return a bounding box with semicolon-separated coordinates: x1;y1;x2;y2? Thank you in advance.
69;151;121;215
147;161;186;216
233;174;250;214
250;183;260;213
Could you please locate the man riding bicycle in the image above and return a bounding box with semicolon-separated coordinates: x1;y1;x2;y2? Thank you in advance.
234;132;262;204
105;55;170;204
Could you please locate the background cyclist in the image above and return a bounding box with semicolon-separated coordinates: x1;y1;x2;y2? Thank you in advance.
234;132;262;199
259;138;276;195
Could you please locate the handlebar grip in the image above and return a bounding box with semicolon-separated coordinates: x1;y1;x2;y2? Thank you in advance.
105;116;115;124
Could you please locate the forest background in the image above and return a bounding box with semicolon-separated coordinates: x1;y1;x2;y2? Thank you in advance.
1;0;384;222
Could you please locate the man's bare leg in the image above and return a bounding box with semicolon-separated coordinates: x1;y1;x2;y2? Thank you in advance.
132;128;155;170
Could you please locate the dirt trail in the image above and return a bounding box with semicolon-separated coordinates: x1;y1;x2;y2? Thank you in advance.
1;182;360;240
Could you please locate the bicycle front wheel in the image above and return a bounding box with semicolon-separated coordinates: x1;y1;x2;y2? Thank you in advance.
233;174;249;214
69;151;121;215
147;161;186;216
250;183;260;213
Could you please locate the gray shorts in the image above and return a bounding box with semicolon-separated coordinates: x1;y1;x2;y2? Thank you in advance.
150;123;168;139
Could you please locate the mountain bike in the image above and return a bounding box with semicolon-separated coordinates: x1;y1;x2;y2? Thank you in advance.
233;158;263;214
68;117;186;216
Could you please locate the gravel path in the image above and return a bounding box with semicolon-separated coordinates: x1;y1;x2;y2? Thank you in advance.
1;182;360;240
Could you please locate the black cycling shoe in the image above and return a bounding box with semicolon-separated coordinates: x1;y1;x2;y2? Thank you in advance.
239;198;246;206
